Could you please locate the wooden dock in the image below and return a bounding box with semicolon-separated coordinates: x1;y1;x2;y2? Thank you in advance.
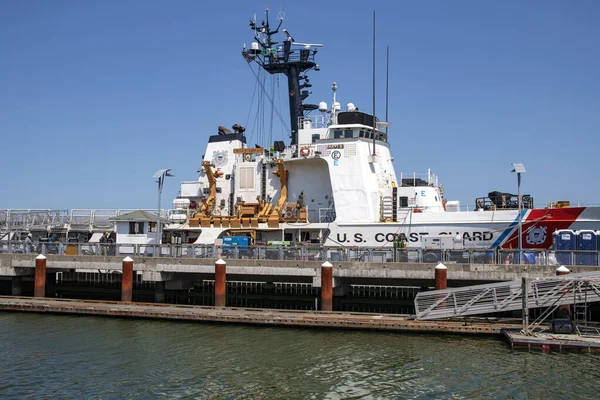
0;296;520;335
504;329;600;351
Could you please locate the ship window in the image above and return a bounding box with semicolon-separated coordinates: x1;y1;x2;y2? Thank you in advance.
129;222;145;234
359;131;365;137
239;167;255;189
312;134;320;143
344;130;353;138
399;197;409;208
333;130;343;138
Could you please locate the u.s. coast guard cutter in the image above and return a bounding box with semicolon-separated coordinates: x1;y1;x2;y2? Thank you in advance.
165;10;600;251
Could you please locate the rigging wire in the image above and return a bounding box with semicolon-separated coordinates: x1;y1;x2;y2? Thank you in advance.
245;62;291;137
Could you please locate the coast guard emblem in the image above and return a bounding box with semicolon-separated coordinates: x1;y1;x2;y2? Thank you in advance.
526;226;547;245
212;150;228;167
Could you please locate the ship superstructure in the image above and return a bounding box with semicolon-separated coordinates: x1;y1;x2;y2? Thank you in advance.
164;10;600;250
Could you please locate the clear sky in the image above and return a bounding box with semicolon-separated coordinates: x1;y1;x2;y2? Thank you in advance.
1;0;599;211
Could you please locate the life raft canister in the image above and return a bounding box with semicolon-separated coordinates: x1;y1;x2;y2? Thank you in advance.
300;146;311;157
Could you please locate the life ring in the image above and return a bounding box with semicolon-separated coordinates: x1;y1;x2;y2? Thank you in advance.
413;208;423;213
244;154;252;162
299;146;311;157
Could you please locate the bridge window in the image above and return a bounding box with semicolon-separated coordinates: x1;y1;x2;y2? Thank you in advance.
344;130;353;138
359;131;365;137
333;130;343;139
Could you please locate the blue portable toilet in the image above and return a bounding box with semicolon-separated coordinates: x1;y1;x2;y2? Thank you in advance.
553;229;576;265
576;230;598;266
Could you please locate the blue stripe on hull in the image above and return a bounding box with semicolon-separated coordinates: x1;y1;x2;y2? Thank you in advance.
491;210;527;248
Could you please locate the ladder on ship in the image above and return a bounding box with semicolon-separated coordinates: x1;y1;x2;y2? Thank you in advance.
380;196;394;221
414;271;600;320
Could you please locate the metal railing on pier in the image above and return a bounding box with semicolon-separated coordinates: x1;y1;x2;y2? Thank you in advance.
1;241;600;266
414;272;600;320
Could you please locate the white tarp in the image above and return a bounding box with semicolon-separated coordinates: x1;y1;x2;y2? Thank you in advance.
0;232;17;242
88;232;104;243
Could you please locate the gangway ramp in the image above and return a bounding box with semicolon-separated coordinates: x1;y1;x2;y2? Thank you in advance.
414;271;600;320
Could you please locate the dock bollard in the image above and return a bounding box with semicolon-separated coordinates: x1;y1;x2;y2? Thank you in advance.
435;263;447;290
121;256;134;302
556;265;571;318
321;261;333;311
214;259;226;307
34;254;47;298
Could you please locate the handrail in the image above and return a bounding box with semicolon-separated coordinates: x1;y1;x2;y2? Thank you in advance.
0;241;599;266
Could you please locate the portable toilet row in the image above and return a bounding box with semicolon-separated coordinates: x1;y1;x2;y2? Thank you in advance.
552;229;599;266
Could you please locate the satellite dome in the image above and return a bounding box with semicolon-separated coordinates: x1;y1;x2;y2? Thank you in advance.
318;102;328;112
346;103;356;112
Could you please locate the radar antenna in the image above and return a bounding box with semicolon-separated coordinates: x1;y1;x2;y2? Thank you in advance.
243;8;321;146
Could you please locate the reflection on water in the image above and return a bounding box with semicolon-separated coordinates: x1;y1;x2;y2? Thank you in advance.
0;313;599;399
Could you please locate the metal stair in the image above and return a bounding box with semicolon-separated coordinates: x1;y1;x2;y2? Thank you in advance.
414;271;600;320
380;196;393;221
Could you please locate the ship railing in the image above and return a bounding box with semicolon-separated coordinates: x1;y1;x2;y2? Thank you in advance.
262;49;316;68
299;115;330;130
1;241;599;267
398;171;440;188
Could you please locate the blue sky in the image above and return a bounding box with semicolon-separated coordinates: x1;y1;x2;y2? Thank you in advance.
1;0;599;211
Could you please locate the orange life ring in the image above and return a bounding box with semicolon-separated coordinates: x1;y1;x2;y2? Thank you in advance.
299;146;311;157
413;208;423;213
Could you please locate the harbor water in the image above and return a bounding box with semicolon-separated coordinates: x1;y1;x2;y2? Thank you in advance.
1;313;598;399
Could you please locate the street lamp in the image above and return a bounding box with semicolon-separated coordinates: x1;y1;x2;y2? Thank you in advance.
511;163;526;264
153;169;174;245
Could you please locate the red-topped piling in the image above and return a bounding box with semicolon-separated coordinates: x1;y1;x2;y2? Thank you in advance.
34;254;47;298
121;256;134;302
434;263;447;290
214;259;227;307
321;261;333;311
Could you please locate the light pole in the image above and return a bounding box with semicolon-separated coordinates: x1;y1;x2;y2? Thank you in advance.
511;163;526;264
153;169;174;245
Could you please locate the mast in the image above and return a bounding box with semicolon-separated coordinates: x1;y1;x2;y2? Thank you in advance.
372;10;377;156
244;9;321;146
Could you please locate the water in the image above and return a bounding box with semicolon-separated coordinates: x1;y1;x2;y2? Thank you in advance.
0;313;598;399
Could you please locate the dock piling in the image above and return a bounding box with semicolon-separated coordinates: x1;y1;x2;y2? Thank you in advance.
34;254;47;298
434;263;447;290
121;256;134;302
321;261;333;311
215;259;227;307
556;265;571;318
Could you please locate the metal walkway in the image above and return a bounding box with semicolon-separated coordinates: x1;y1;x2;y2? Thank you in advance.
414;272;600;320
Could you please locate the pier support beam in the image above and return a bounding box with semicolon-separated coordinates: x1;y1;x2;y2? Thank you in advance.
214;259;226;307
121;256;134;302
321;261;333;312
34;254;47;298
46;272;56;298
11;277;22;296
434;263;447;290
556;265;571;318
154;281;166;303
